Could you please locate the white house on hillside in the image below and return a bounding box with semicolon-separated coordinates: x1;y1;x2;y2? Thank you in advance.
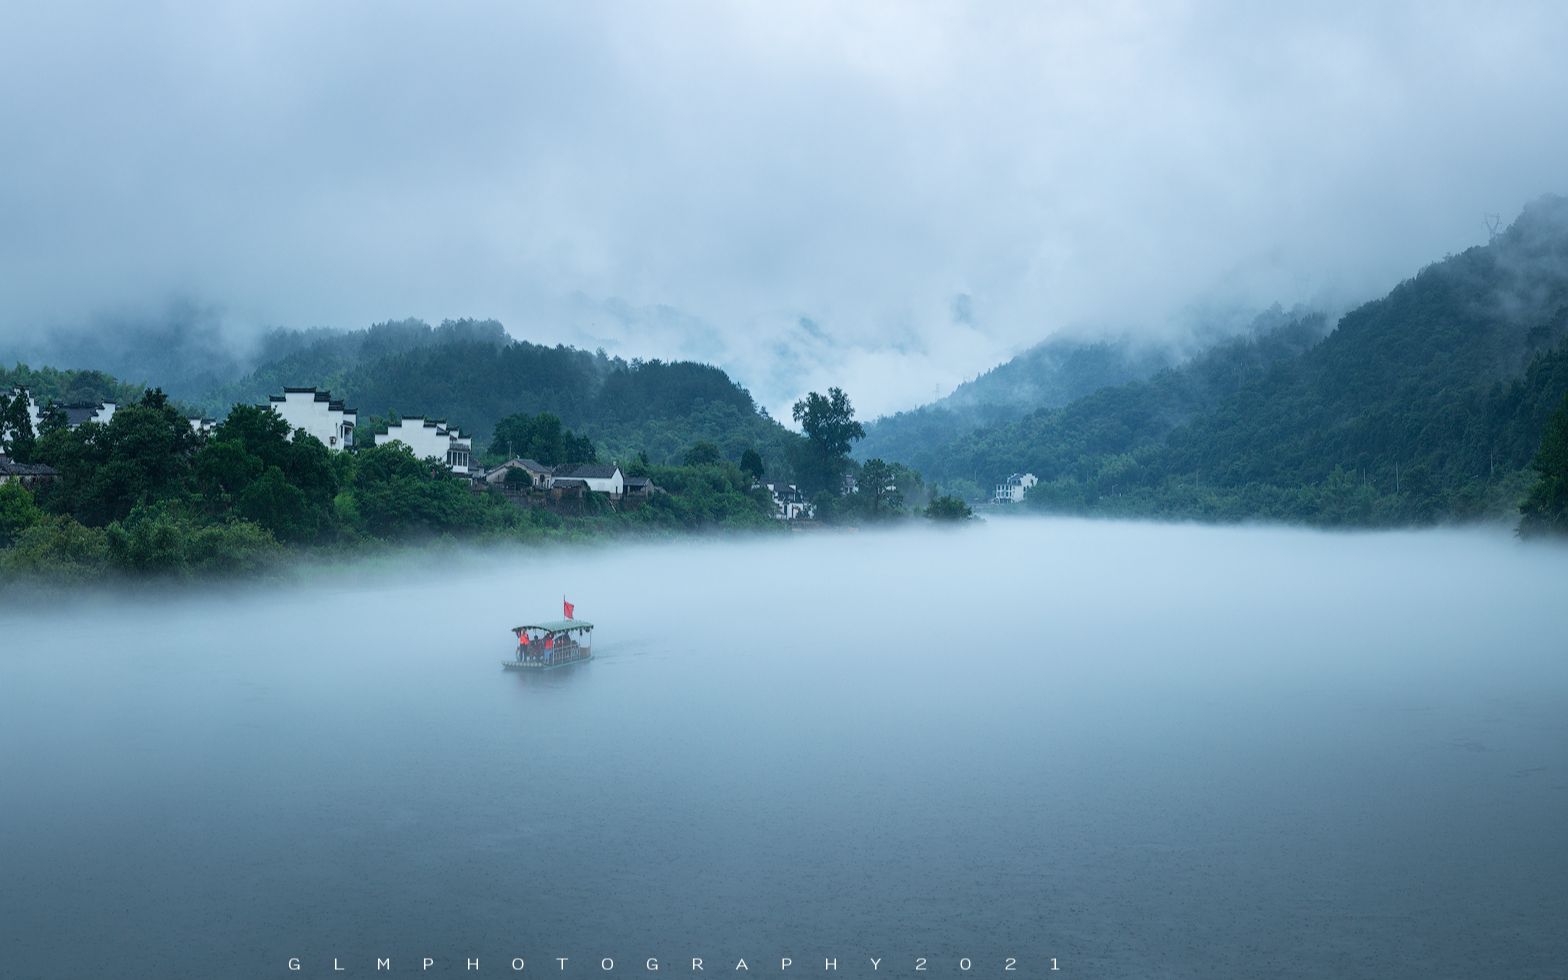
551;463;623;497
5;388;116;444
61;402;116;428
993;472;1038;504
765;482;814;521
373;417;474;475
267;388;356;451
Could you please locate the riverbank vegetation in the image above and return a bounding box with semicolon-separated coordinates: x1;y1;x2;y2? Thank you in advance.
0;390;786;582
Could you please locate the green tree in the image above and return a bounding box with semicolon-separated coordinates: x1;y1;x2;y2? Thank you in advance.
1519;392;1568;537
0;481;45;545
2;390;36;462
856;457;904;518
739;448;765;481
37;402;68;437
36;390;199;526
196;404;339;541
924;494;974;521
682;440;723;466
0;515;110;580
791;387;864;494
488;412;597;466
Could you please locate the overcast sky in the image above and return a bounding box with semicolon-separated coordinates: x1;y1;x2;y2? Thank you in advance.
3;1;1568;418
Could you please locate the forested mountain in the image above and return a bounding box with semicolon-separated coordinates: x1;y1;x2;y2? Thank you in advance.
856;336;1169;470
914;195;1568;524
190;318;804;478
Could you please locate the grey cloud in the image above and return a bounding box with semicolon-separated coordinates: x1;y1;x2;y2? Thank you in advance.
3;1;1568;418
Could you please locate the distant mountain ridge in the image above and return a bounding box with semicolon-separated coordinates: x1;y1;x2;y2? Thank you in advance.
856;335;1171;470
918;194;1568;524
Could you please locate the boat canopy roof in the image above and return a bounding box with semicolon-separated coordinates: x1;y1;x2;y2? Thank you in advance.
513;620;594;634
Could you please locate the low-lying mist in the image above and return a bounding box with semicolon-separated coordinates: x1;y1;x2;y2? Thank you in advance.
2;518;1565;978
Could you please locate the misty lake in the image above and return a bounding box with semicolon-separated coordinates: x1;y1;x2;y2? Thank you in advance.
2;519;1566;979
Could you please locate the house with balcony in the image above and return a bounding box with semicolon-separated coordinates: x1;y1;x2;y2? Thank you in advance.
992;472;1038;504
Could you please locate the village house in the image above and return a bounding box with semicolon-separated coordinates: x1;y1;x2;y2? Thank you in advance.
623;475;656;498
551;463;624;497
0;453;58;489
765;482;814;521
267;387;357;451
5;388;118;448
992;472;1038;504
60;402;117;428
372;417;474;475
481;457;554;489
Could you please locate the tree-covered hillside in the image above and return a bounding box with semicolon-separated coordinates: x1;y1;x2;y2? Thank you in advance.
914;195;1568;525
856;335;1170;470
193;319;805;479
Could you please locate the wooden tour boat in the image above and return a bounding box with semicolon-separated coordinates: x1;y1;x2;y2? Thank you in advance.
504;619;593;671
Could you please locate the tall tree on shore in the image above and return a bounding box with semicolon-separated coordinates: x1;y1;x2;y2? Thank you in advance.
739;448;765;481
2;391;36;462
1519;392;1568;537
856;457;904;518
791;387;864;494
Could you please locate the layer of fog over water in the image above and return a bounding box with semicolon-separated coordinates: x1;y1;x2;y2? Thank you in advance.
3;519;1566;979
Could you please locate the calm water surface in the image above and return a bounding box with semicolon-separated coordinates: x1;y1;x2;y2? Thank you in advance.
2;519;1566;979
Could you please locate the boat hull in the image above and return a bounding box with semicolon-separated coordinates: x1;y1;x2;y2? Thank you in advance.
502;653;593;671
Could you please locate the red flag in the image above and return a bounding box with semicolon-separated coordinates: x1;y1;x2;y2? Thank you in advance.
563;598;574;620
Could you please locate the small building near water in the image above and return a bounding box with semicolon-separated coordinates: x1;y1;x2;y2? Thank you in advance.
992;472;1038;504
551;463;624;498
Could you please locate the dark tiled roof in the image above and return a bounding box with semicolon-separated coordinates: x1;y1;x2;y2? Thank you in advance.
0;458;58;477
271;388;356;414
551;477;589;489
625;476;653;488
61;404;105;426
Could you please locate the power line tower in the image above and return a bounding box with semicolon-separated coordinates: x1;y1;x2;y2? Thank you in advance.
1485;213;1503;241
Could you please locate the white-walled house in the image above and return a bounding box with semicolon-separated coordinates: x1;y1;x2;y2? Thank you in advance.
61;401;116;428
992;472;1038;504
766;482;814;521
5;388;116;445
372;417;474;475
267;388;357;451
551;463;623;497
